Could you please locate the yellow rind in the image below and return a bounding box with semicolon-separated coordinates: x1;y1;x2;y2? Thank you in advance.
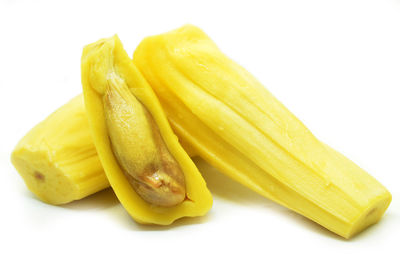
132;25;391;237
81;35;212;225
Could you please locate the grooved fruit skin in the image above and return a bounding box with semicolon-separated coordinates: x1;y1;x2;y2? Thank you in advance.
81;35;212;225
11;95;109;205
132;25;392;238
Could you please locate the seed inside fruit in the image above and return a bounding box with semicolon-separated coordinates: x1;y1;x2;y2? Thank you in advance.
103;72;186;207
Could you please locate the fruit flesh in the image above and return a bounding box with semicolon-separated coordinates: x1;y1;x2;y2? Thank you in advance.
132;25;391;238
81;35;212;224
11;95;108;205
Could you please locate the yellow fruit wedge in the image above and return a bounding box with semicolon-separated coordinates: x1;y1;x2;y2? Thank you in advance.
81;35;212;224
11;95;108;205
132;25;391;238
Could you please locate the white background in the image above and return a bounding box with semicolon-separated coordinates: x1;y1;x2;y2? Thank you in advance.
1;0;399;264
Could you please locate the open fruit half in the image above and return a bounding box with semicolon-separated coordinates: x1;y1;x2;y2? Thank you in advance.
81;35;212;224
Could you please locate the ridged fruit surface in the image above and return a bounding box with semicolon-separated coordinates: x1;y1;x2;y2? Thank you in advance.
133;25;391;238
11;95;108;205
81;35;212;224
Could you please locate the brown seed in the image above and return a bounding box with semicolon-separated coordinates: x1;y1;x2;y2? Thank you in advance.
103;73;186;207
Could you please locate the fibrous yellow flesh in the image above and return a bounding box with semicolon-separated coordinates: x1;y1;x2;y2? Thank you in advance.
104;73;185;207
132;25;391;238
11;95;108;205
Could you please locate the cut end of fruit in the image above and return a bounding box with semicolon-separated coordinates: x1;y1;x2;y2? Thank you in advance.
345;191;392;239
11;149;78;205
34;171;45;181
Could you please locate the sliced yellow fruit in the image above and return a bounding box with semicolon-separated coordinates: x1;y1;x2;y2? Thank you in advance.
11;95;108;205
132;25;391;238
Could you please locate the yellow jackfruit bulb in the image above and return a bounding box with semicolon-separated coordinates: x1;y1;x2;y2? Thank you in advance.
11;95;109;205
133;25;391;238
81;35;212;224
